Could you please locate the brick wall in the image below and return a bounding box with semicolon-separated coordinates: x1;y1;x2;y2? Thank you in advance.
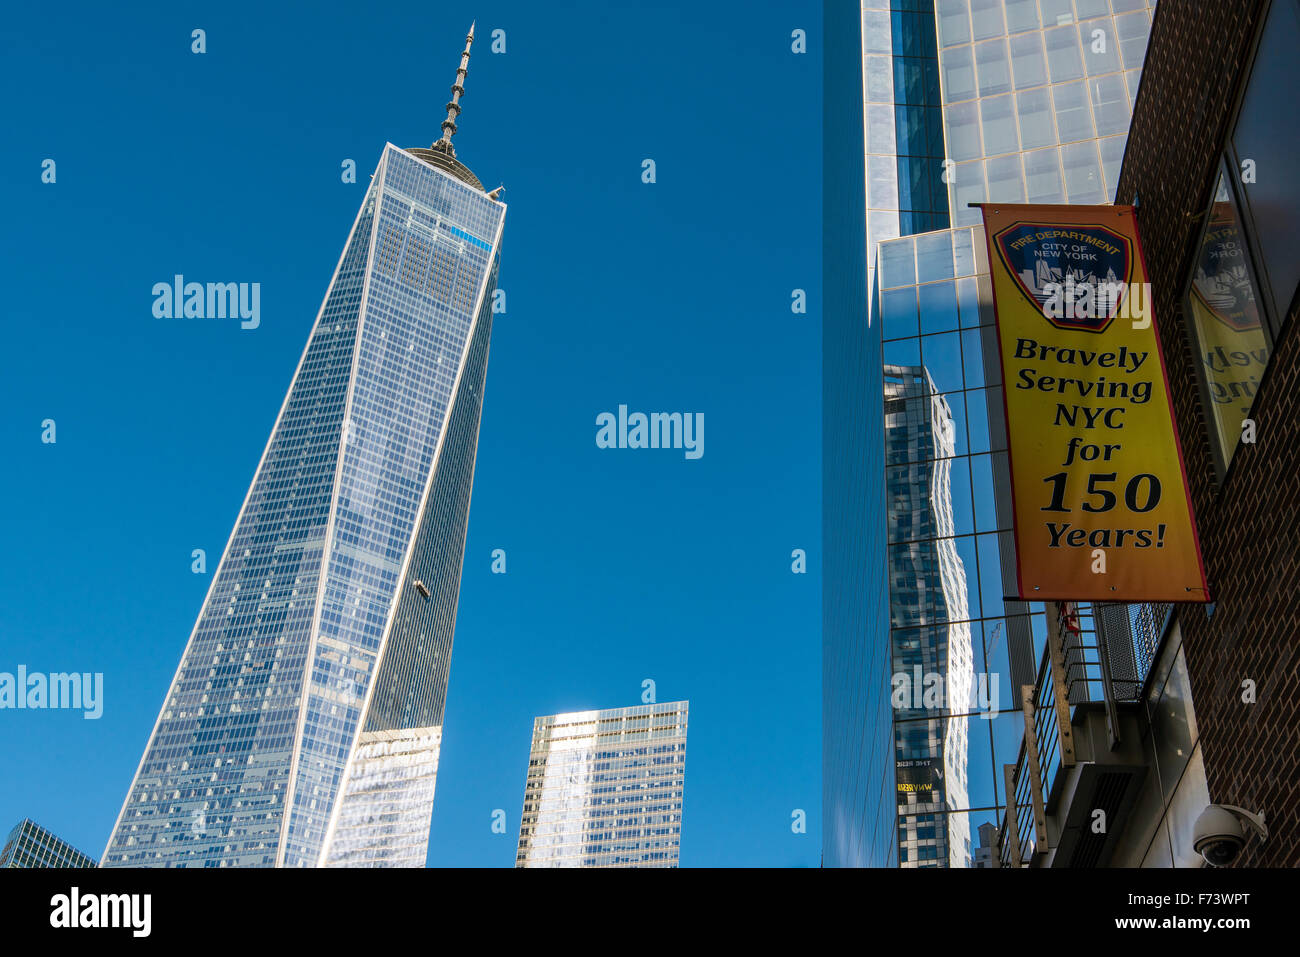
1115;0;1297;866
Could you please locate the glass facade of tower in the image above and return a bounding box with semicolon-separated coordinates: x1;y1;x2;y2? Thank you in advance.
1;819;97;868
879;226;1049;866
102;143;505;868
936;0;1153;226
515;702;688;868
839;0;1157;867
863;0;952;306
825;0;895;868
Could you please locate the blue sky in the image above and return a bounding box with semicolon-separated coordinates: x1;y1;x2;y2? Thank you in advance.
0;1;821;866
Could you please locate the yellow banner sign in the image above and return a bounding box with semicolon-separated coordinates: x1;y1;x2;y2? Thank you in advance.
979;203;1209;602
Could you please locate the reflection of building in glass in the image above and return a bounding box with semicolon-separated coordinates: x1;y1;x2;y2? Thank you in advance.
877;225;1041;869
885;365;973;867
1;819;96;868
516;702;688;868
103;27;505;868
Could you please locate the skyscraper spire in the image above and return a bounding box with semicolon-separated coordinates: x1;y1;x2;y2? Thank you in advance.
434;21;475;156
406;23;488;191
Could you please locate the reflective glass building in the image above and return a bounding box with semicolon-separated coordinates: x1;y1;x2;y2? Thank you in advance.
1;819;97;868
934;0;1153;225
863;0;952;304
515;702;688;868
879;226;1036;866
827;0;1154;867
876;0;1154;865
825;0;895;868
102;27;505;868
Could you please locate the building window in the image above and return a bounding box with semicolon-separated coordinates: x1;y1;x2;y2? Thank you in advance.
1182;161;1270;476
1227;0;1300;330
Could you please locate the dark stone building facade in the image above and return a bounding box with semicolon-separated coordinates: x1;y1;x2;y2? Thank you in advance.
1116;0;1299;866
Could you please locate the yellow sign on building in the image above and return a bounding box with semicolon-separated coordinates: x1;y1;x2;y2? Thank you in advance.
978;203;1209;603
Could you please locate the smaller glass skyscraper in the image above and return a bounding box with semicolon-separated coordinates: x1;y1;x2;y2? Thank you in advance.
515;702;688;868
1;819;96;868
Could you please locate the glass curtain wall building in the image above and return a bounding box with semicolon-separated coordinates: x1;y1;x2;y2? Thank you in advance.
825;0;895;868
863;0;951;306
935;0;1153;225
515;702;688;868
838;0;1155;867
1;819;97;868
879;226;1031;866
102;26;506;868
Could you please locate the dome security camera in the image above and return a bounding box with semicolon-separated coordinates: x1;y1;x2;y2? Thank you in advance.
1192;805;1267;867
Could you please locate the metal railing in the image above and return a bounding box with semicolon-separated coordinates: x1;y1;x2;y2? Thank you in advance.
997;601;1170;866
1131;602;1171;681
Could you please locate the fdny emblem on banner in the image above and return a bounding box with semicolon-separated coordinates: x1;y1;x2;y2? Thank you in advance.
992;222;1132;333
